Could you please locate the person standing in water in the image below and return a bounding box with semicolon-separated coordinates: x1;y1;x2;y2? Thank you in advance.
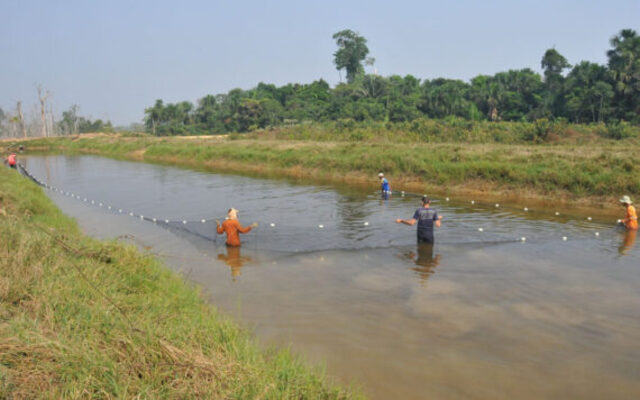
396;196;443;243
378;172;391;194
216;208;258;247
619;195;638;231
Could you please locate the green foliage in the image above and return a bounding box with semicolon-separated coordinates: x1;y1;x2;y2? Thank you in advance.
542;48;571;78
607;29;640;123
420;78;473;119
605;120;638;140
141;29;639;137
565;61;615;123
332;29;370;83
58;104;114;134
541;48;571;117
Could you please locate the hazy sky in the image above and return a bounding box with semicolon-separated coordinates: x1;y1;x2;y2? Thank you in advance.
1;0;638;125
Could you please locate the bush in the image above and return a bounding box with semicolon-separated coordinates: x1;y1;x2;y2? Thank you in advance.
605;121;638;140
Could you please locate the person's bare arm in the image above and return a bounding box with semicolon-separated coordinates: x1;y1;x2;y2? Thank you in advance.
396;218;417;225
237;223;253;234
435;216;442;228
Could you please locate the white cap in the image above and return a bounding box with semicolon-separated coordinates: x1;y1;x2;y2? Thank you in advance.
378;172;384;178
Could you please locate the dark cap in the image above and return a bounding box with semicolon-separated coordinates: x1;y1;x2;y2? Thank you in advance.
422;196;431;204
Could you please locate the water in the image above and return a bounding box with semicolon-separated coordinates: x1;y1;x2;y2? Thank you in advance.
21;155;640;399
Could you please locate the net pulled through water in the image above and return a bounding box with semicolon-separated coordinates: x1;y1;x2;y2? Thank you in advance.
16;163;614;254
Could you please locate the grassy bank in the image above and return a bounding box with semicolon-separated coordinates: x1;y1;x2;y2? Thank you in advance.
10;134;640;209
0;166;360;398
244;118;640;144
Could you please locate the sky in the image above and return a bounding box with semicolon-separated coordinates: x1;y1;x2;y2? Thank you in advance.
1;0;638;126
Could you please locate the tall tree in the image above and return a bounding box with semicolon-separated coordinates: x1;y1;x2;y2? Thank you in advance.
541;48;570;116
332;29;370;83
607;29;640;122
59;105;81;134
565;61;614;123
0;107;5;137
470;75;503;121
16;101;26;138
541;48;571;79
144;100;165;135
37;85;50;137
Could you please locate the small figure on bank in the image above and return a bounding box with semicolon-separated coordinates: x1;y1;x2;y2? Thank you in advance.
396;196;443;243
216;208;258;247
619;195;638;231
378;172;391;194
4;153;17;169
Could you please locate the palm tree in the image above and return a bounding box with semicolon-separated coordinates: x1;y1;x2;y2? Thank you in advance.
607;29;640;121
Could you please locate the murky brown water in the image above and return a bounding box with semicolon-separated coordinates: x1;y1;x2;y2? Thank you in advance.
22;155;640;399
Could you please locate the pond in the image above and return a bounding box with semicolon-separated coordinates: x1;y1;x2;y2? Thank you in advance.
21;155;640;400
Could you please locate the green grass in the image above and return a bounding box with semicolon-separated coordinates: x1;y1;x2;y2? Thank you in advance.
0;166;362;399
15;134;640;203
244;118;640;144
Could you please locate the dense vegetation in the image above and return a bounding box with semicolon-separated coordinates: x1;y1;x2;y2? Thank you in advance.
143;29;640;136
0;166;360;399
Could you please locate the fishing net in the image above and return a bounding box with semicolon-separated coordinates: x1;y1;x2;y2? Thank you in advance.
16;163;615;254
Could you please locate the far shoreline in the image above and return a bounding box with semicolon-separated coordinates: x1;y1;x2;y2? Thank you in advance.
3;133;634;220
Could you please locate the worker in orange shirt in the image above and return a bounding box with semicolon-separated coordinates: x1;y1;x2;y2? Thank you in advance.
619;195;638;231
4;153;17;169
216;208;258;247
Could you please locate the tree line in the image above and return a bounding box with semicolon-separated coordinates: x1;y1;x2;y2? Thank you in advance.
0;90;112;139
143;29;639;136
